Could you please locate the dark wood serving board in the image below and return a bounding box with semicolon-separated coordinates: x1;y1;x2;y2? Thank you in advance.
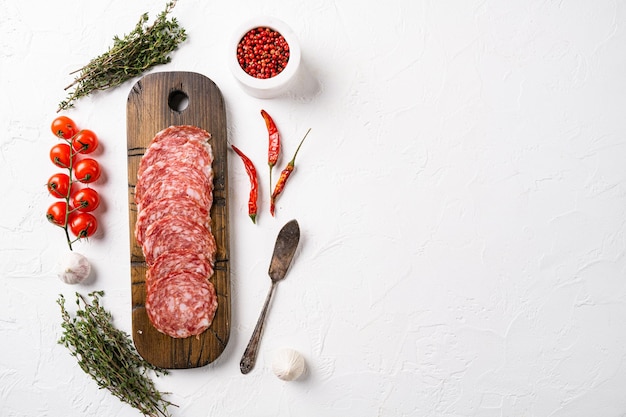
127;71;230;369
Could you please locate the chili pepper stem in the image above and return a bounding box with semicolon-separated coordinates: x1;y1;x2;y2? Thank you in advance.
287;128;311;167
269;167;273;201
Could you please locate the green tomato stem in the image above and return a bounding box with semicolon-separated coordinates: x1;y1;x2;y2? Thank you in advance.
62;133;80;251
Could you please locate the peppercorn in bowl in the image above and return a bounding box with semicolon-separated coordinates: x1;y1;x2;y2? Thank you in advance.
229;16;301;98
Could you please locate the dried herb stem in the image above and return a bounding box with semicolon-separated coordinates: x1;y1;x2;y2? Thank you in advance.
58;1;186;112
58;291;176;417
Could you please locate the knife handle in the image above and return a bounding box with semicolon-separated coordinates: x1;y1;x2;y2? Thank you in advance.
240;282;276;374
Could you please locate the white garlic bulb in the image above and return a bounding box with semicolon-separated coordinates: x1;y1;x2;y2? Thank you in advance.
272;348;306;381
56;252;91;284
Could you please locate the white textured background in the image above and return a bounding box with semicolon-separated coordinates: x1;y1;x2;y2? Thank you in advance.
2;0;626;416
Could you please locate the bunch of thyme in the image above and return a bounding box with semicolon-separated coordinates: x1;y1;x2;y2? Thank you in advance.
58;1;187;112
58;291;176;417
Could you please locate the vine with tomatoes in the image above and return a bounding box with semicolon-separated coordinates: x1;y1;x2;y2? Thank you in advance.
46;116;102;250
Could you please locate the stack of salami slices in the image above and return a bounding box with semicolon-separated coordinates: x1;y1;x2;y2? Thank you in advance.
134;125;218;339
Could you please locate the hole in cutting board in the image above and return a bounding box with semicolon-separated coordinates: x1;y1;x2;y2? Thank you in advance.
168;90;189;112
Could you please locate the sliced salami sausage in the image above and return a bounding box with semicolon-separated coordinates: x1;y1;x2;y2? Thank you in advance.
145;271;218;339
141;214;217;266
136;172;213;213
138;135;213;180
135;125;219;338
146;250;214;288
135;197;209;247
150;125;212;146
135;161;213;205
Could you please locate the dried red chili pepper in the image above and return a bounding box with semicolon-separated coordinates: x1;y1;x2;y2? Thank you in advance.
261;109;280;195
232;144;259;223
270;128;311;216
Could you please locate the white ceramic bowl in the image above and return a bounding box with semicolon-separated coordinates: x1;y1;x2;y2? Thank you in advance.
229;17;301;99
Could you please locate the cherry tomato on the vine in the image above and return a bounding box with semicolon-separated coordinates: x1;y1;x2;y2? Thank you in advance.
50;143;74;168
72;129;99;154
46;201;68;227
69;212;98;238
47;173;71;198
71;188;100;212
51;116;78;139
74;158;101;183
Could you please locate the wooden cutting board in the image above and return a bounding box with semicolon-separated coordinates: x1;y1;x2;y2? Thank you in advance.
126;71;230;369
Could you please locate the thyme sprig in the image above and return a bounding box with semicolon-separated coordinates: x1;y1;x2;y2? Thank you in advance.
58;1;187;112
58;291;176;417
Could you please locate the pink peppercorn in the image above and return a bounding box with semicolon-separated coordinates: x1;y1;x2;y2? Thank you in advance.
237;27;290;79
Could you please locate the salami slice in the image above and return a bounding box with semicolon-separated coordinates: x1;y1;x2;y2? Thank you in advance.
141;215;217;266
151;125;212;146
135;161;213;205
136;172;213;213
145;271;218;339
138;135;213;180
135;197;209;247
146;250;214;288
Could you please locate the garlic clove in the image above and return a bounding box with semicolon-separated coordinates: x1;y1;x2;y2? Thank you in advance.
272;348;306;381
56;251;92;285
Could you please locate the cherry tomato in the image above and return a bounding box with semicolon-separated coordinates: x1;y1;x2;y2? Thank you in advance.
69;212;98;238
50;143;74;168
71;188;100;212
47;173;71;198
72;129;99;154
51;116;78;139
74;158;101;183
46;201;68;227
